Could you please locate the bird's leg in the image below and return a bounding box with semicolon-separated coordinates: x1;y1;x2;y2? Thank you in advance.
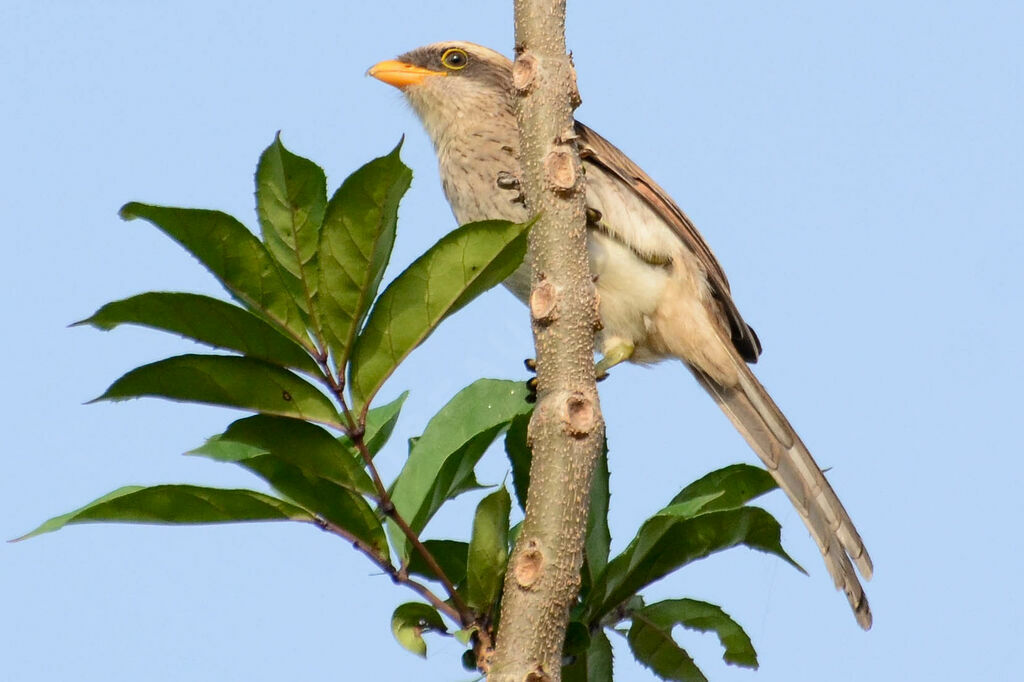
595;341;634;381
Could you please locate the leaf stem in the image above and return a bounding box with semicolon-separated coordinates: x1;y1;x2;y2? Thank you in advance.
354;424;474;625
323;366;475;626
313;516;460;624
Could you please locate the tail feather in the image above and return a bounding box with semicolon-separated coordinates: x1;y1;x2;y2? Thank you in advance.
692;359;874;630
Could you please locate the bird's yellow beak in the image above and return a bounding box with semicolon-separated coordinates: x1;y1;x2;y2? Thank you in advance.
368;60;446;89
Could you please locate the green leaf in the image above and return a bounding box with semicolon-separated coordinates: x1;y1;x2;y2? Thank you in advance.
563;628;614;682
391;602;447;658
627;599;757;681
317;141;411;371
588;507;802;621
191;415;375;495
76;292;320;375
628;610;707;682
508;520;523;550
445;442;493;501
119;202;311;349
188;436;267;462
652;493;726;521
669;464;777;512
255;134;328;320
188;416;386;556
453;627;476;646
243;457;386;556
406;539;469;585
583;439;611;596
339;391;408;458
466;487;511;611
388;379;532;560
563;620;592;656
348;218;532;411
93;354;343;428
16;485;312;540
505;412;531;512
631;599;757;671
394;425;505;562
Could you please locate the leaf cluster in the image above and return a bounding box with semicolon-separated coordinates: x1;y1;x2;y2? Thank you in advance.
20;138;802;681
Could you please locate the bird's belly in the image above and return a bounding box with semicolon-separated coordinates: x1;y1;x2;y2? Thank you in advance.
586;230;670;362
499;228;673;364
441;161;718;370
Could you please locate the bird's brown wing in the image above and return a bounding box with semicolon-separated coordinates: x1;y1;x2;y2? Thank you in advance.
577;123;873;629
575;121;762;362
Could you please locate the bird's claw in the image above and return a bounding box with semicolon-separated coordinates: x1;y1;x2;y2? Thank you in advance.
496;171;521;190
525;376;538;403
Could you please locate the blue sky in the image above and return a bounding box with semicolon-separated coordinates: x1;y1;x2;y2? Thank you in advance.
4;2;1022;680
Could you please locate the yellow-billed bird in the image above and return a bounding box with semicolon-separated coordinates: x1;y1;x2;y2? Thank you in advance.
370;41;873;629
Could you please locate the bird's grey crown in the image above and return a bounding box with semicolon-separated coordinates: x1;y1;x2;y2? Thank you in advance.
398;43;513;94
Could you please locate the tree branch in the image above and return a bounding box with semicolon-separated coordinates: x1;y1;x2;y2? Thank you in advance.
487;2;605;680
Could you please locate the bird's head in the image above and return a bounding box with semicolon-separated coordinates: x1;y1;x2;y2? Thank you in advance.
368;42;515;144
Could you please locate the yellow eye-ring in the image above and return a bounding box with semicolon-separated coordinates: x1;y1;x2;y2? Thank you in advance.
441;48;469;70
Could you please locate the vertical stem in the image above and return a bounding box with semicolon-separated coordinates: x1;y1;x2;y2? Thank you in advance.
487;2;605;680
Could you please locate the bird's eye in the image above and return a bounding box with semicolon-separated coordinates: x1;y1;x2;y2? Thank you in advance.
441;48;469;70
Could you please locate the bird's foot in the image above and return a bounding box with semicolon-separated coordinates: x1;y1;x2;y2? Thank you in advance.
595;342;634;381
496;171;525;206
523;358;538;402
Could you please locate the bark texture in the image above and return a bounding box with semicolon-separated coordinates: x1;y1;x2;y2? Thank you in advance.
487;2;605;681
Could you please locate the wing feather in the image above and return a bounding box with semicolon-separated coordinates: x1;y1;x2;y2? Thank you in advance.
576;121;762;362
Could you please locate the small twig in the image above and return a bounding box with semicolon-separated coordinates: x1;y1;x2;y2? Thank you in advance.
312;358;357;434
320;366;475;626
351;427;474;625
314;515;461;624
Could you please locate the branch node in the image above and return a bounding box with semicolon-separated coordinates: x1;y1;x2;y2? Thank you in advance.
529;279;559;325
544;149;577;193
563;393;598;438
513;53;539;93
513;540;545;589
555;127;579;145
474;629;496;674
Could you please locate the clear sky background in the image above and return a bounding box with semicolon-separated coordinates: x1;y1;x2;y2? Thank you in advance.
4;2;1022;680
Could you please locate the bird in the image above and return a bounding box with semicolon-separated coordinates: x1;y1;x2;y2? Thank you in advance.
368;41;873;629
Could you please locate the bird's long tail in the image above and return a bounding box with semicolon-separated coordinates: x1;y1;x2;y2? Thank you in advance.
692;358;874;629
